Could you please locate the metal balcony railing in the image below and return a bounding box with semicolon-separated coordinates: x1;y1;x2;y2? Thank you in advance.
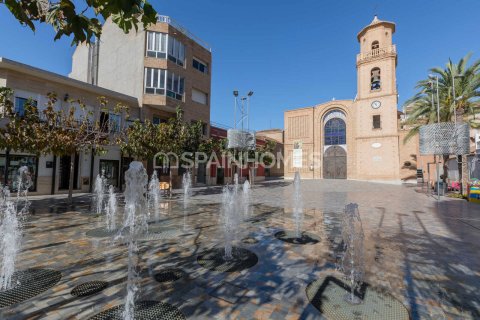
157;15;211;52
356;45;396;63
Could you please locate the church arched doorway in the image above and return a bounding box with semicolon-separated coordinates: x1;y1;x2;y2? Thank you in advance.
323;146;346;179
322;110;347;179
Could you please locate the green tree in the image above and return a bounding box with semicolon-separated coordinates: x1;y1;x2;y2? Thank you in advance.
1;89;128;201
403;53;480;187
0;87;49;153
1;0;157;44
118;119;161;161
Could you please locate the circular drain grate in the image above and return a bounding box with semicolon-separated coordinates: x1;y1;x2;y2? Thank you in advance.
154;268;186;283
0;268;62;308
89;300;186;320
71;281;108;297
274;230;320;245
197;247;258;272
306;276;409;320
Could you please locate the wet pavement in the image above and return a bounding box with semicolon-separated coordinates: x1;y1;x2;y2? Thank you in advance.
1;179;479;319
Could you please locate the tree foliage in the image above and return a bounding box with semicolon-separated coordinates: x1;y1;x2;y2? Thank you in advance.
0;87;49;153
1;0;158;44
403;53;480;143
118;107;207;163
403;53;480;184
0;88;128;200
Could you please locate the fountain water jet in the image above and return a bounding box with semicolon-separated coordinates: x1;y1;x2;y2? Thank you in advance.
94;171;106;215
196;179;258;273
148;170;161;221
221;185;236;260
339;203;365;304
292;171;303;238
182;171;192;209
105;185;117;231
16;166;32;207
122;161;148;320
0;167;32;290
242;180;251;219
0;188;21;290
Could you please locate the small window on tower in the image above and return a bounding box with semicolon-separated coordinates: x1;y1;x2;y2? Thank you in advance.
373;115;381;129
372;41;379;50
371;67;381;90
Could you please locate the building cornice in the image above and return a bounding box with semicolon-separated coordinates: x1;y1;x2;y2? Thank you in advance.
0;57;138;105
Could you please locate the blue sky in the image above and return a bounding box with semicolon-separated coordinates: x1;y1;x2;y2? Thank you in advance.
1;0;479;131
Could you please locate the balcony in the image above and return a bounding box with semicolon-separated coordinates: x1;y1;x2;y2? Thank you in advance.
157;15;211;52
356;45;396;64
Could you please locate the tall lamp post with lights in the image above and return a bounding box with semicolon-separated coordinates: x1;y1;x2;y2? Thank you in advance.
229;90;255;184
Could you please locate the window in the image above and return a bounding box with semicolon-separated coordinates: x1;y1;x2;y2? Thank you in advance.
152;116;162;125
166;72;185;101
373;115;381;129
192;58;208;74
14;97;37;117
192;88;208;105
144;68;166;95
167;36;185;66
109;113;121;132
144;68;184;100
146;31;167;58
100;112;120;133
372;40;379;50
371;67;381;90
324;118;346;145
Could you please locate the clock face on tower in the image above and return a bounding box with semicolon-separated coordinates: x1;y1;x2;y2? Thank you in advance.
371;100;381;109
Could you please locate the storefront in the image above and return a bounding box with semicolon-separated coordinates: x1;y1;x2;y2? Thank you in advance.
100;159;120;188
0;153;38;191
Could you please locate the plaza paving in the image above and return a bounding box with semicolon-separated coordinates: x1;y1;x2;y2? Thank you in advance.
1;179;479;319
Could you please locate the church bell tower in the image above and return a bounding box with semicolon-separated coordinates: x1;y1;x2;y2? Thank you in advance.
354;16;400;181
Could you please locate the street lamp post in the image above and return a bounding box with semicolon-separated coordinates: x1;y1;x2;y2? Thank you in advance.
231;90;254;184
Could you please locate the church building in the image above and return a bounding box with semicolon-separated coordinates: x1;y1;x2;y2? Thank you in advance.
284;16;418;183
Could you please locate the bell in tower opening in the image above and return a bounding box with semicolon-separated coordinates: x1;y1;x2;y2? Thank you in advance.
371;67;381;90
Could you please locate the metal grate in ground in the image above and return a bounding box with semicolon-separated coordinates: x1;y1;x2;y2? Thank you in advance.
0;268;62;308
89;300;186;320
306;276;409;320
71;281;108;297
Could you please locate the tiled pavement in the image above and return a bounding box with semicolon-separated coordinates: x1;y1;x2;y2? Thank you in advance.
1;179;479;319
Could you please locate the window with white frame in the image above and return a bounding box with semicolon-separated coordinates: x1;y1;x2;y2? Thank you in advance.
146;31;167;58
167;36;185;66
192;58;208;74
166;72;185;101
144;67;166;95
192;88;208;105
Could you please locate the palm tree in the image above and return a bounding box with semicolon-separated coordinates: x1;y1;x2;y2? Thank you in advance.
403;53;480;188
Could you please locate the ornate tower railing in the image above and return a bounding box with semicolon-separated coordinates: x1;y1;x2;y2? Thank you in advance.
356;45;396;64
